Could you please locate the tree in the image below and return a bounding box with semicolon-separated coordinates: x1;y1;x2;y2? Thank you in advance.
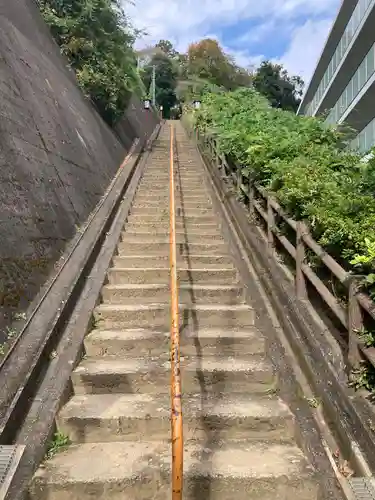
253;61;304;112
155;39;179;59
37;0;143;124
141;54;177;118
187;39;230;88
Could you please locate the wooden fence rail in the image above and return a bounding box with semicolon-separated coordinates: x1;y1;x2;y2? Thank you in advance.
193;126;375;371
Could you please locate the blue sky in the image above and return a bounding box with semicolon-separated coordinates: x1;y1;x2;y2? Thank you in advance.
127;0;341;83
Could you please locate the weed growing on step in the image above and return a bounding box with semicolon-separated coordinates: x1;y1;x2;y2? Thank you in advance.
91;315;99;330
305;397;321;408
356;327;375;349
13;312;26;321
0;325;19;357
46;432;70;459
5;326;17;339
349;362;375;393
265;386;278;396
368;419;375;433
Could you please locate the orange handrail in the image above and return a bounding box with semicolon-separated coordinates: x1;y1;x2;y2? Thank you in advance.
169;123;183;500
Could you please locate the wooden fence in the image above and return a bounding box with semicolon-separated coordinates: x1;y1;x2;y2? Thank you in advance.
195;126;375;371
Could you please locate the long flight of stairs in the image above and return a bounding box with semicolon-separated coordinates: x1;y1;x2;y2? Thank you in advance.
30;122;319;499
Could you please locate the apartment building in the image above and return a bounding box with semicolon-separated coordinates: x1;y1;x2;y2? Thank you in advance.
298;0;375;153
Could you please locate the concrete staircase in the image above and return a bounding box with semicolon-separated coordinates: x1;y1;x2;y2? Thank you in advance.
30;123;318;499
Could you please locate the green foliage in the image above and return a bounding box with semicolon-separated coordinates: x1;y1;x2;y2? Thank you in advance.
37;0;144;124
155;39;179;59
191;88;375;276
253;61;304;112
141;53;177;117
176;77;222;104
46;432;71;459
351;238;375;298
350;363;375;393
187;39;252;91
357;327;375;348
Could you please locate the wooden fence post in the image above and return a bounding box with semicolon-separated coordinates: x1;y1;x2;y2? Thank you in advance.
214;140;220;171
267;197;275;252
248;180;254;216
210;138;215;161
348;278;364;369
296;221;308;301
237;168;242;198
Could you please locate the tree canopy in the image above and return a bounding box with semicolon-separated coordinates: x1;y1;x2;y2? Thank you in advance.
253;61;304;112
155;39;179;59
37;0;305;121
141;38;304;113
141;53;178;118
37;0;144;124
187;39;252;91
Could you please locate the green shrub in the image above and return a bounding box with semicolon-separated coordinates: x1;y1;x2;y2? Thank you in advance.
191;87;375;279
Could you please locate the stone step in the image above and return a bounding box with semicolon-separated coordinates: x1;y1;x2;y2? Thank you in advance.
140;174;205;179
71;356;274;395
112;255;234;269
144;168;202;173
135;191;211;200
30;440;318;500
126;219;220;231
123;225;222;236
117;239;227;255
122;230;223;243
135;192;211;201
106;266;237;285
141;183;206;191
139;183;207;190
120;232;223;245
127;214;218;225
141;175;206;182
93;303;254;330
131;200;213;209
58;393;295;443
106;268;237;285
137;183;208;191
84;327;265;358
129;206;215;217
101;283;243;304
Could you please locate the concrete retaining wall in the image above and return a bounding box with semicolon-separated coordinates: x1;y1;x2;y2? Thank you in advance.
0;0;158;334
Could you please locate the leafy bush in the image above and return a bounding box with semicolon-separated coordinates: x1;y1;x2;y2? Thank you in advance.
192;88;375;275
37;0;144;124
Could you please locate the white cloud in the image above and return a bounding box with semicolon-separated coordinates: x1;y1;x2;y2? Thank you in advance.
232;20;278;46
278;18;334;82
126;0;340;79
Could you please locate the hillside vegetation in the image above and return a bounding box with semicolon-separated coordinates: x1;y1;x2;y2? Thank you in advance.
37;0;144;124
139;38;302;117
190;88;375;291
